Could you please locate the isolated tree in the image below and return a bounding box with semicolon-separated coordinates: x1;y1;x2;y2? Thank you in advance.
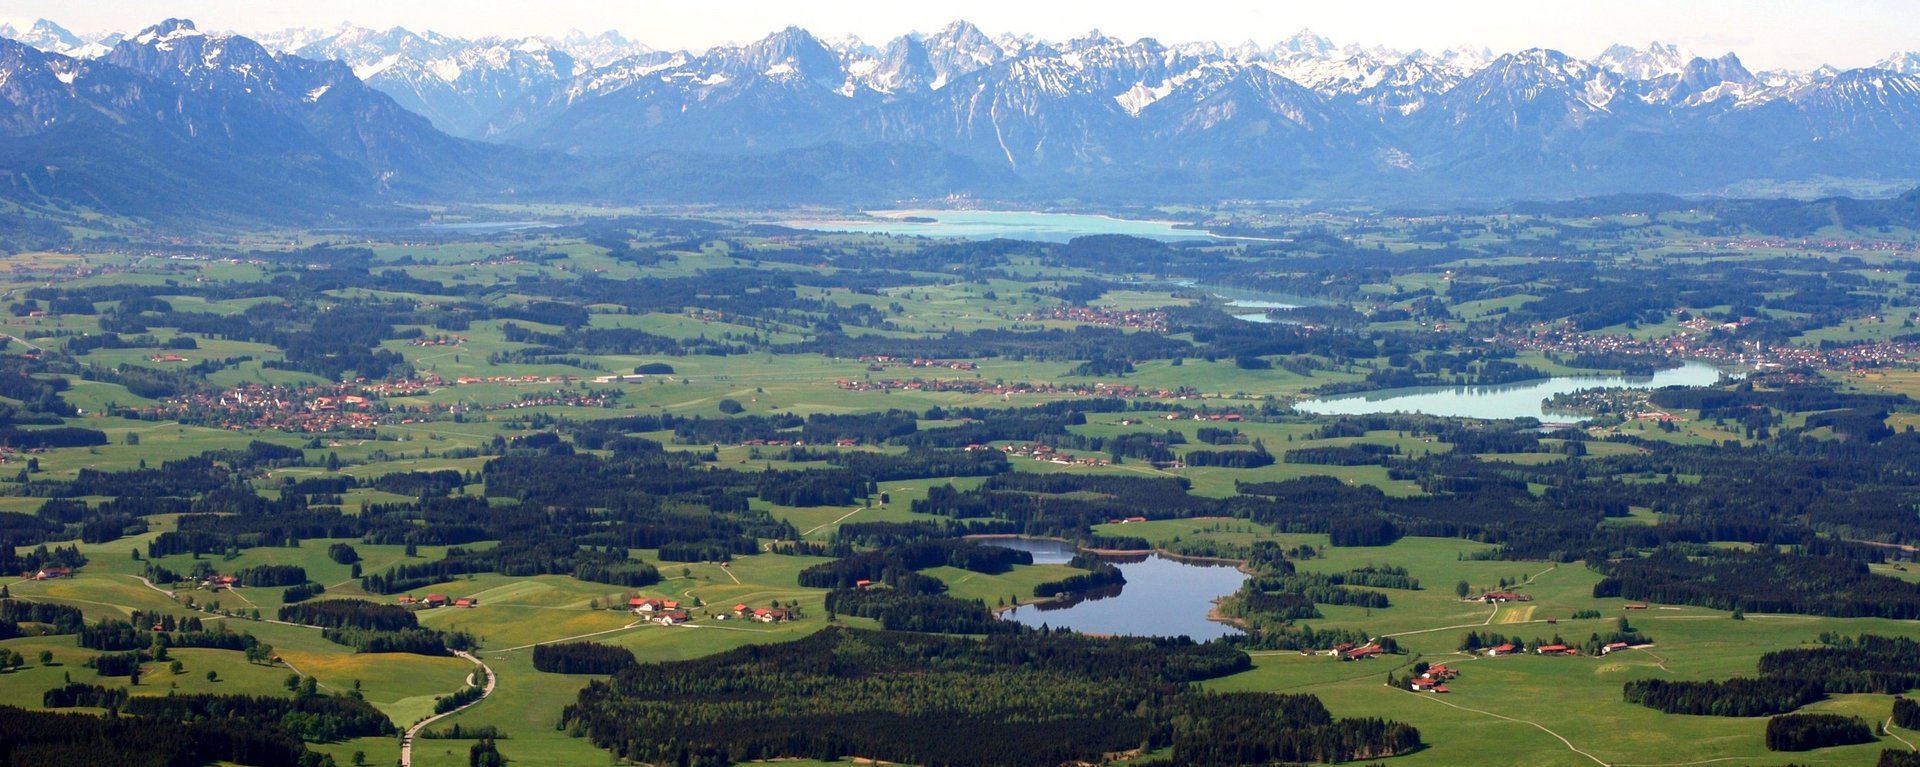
470;738;506;767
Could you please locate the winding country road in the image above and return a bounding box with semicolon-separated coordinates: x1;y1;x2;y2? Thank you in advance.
400;651;495;767
121;574;494;764
1887;717;1917;752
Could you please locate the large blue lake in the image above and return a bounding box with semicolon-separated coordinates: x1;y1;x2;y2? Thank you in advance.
785;209;1226;242
1294;360;1725;421
985;538;1248;641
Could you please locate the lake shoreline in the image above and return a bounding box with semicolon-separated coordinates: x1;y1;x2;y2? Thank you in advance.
1294;359;1727;421
964;533;1256;572
970;534;1253;635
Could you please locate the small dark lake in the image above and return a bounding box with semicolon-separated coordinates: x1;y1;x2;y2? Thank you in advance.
983;538;1249;641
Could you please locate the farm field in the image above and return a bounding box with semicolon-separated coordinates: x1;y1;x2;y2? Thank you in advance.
3;208;1919;767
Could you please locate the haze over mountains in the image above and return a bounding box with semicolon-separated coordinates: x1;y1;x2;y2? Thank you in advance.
4;16;1920;232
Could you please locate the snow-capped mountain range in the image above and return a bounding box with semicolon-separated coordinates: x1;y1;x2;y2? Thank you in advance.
5;16;1920;212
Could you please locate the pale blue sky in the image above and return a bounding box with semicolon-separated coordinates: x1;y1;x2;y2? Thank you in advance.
6;0;1915;70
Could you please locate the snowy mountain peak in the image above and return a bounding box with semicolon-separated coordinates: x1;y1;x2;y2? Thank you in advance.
1596;41;1696;80
937;20;990;44
0;18;82;52
1878;51;1920;75
132;19;203;47
1279;29;1337;58
552;29;648;67
1068;29;1125;52
916;19;1007;89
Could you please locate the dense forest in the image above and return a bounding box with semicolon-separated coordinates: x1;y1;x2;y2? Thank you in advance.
1593;548;1920;619
560;627;1415;767
1624;634;1920;717
1764;713;1876;752
533;641;637;675
0;705;332;767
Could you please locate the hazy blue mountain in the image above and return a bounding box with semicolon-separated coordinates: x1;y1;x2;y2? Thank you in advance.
0;19;512;227
253;23;653;138
5;17;1920;217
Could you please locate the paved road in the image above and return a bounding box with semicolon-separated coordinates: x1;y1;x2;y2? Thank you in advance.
400;651;495;767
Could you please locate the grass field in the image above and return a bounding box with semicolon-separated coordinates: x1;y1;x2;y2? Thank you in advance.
7;216;1920;767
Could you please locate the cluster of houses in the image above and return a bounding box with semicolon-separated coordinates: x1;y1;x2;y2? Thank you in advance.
1480;591;1532;603
1627;410;1686;424
737;604;794;623
1159;411;1245;423
1483;642;1580;657
137;373;625;431
396;594;479;609
737;437;862;448
1001;442;1112;467
201;574;241;590
624;597;795;625
1501;324;1920;374
856;355;979;372
628;598;692;625
449;374;583;387
1019;306;1168;333
1407;664;1458;693
833;376;1202;401
408;334;465;347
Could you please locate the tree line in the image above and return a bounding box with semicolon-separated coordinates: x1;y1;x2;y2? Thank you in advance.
559;627;1413;767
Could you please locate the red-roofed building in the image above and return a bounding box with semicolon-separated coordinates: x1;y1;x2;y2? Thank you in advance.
1483;591;1531;603
423;594;449;608
1342;644;1385;661
1602;642;1631;655
1486;643;1520;656
454;598;477;608
1536;644;1578;656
